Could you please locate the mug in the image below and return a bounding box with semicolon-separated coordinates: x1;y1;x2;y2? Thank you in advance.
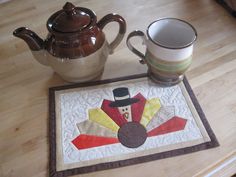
126;18;197;86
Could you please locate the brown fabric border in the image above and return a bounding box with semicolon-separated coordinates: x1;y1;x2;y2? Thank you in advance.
48;73;219;177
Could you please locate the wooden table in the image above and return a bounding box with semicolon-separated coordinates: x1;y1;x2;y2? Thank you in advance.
0;0;236;176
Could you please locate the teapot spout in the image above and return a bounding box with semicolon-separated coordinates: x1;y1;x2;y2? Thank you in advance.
13;27;44;51
13;27;49;66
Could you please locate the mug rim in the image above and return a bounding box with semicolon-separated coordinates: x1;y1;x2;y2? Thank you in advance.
146;18;197;50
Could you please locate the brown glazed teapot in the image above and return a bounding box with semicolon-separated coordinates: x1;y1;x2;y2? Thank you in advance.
13;2;126;82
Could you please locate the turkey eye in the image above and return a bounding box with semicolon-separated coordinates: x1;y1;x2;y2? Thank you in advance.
122;109;125;112
126;108;128;111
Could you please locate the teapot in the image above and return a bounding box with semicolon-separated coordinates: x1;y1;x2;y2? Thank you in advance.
13;2;126;82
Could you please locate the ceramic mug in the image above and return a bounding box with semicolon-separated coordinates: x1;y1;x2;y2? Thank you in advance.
126;18;197;85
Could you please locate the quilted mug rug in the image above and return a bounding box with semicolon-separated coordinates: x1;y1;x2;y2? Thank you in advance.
49;74;219;177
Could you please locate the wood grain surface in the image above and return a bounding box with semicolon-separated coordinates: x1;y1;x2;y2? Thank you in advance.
0;0;236;177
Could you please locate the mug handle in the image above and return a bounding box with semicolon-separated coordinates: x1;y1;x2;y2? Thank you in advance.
97;13;126;54
126;30;146;64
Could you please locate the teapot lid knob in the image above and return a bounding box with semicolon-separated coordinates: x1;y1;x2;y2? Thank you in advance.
63;2;76;17
47;2;96;33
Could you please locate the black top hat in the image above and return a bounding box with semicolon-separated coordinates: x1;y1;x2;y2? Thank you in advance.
109;87;139;107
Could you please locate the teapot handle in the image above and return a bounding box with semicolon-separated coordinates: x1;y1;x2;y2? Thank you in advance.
97;13;126;54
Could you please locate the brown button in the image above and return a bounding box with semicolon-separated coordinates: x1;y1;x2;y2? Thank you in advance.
118;122;147;148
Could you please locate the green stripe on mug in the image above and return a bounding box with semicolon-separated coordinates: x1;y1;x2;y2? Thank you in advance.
146;52;192;73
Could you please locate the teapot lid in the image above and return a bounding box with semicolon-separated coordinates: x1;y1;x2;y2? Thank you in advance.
47;2;96;33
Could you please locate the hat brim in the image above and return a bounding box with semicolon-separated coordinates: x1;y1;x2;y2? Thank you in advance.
109;98;139;107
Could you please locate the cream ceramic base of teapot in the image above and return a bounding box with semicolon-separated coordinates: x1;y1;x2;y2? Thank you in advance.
32;41;110;82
